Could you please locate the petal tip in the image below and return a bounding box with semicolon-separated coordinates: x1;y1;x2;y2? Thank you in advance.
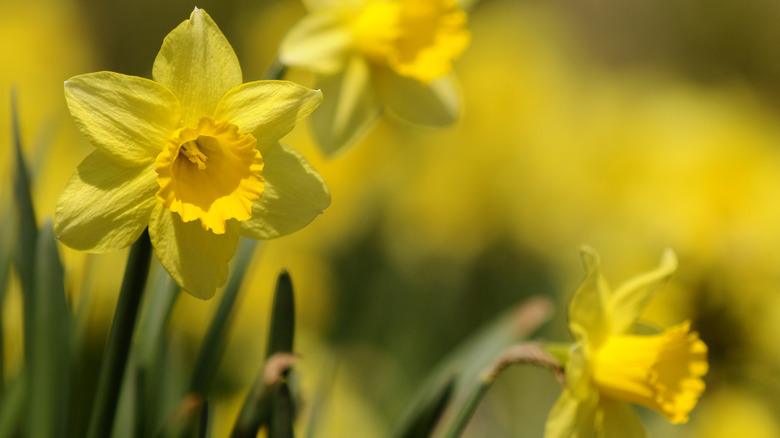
579;245;601;269
660;247;678;270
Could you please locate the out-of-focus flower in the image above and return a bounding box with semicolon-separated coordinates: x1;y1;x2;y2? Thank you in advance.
545;247;707;437
279;0;470;155
691;387;780;438
55;8;330;299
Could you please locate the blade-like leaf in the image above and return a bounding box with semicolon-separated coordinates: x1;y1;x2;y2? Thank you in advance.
155;394;205;438
189;238;258;396
267;271;295;358
440;343;563;438
136;264;181;437
0;372;26;438
389;297;554;437
230;353;297;438
10;88;38;362
87;229;153;438
0;190;15;391
231;270;297;438
396;375;456;438
28;222;71;438
268;381;295;438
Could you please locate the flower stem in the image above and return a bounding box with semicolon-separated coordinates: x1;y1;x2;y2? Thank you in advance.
543;342;571;366
86;229;152;438
441;343;564;438
189;238;258;397
263;56;288;81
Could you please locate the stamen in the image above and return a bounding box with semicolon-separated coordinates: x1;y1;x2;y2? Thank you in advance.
180;139;208;170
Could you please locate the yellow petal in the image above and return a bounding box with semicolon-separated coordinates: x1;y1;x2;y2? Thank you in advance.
240;142;331;240
598;398;647;438
149;204;240;299
152;8;242;125
65;72;181;166
388;0;470;82
54;151;158;252
566;342;593;401
610;248;678;334
568;246;612;349
374;68;459;126
351;1;401;63
278;8;353;74
214;81;322;150
311;55;382;156
592;322;708;424
544;390;598;438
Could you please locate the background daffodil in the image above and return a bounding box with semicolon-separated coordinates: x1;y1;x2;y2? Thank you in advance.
55;8;330;299
545;247;708;438
279;0;471;156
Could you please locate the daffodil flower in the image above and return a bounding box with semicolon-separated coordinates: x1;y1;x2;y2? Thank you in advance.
279;0;471;156
545;247;708;438
55;8;330;299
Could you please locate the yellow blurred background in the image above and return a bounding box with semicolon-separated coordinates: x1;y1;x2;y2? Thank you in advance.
4;0;780;436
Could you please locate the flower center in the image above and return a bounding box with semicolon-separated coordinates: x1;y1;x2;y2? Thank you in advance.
590;321;708;423
180;139;209;169
155;117;264;234
352;0;470;83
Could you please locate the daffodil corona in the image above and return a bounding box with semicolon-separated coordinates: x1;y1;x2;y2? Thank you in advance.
155;117;265;235
279;0;471;155
55;8;331;299
350;0;469;83
545;247;708;438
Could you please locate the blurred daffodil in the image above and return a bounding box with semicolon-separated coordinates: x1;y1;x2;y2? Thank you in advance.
545;247;707;438
55;8;330;299
279;0;470;155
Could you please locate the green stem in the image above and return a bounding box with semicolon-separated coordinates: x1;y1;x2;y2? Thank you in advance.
189;238;258;397
441;343;564;438
86;229;153;438
263;56;288;81
542;342;571;366
135;269;181;438
440;377;492;438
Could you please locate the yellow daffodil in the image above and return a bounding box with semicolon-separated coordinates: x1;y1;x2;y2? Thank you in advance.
279;0;471;155
545;247;708;438
55;8;330;299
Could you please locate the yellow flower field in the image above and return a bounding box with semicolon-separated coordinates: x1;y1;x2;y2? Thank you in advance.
2;0;780;437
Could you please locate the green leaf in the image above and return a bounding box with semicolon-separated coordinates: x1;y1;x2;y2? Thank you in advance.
230;353;297;438
267;270;295;358
268;381;295;438
231;270;298;438
87;229;153;438
0;372;26;438
10;88;38;364
189;238;258;397
395;375;456;438
134;263;181;437
27;222;71;438
388;297;554;437
0;198;15;392
156;394;205;438
440;343;564;438
198;401;210;438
